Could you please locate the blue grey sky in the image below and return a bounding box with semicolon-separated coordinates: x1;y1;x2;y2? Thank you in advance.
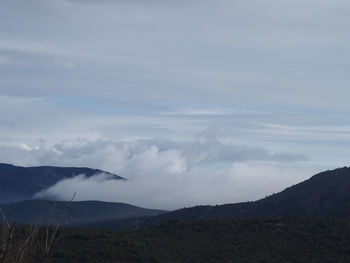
1;0;350;209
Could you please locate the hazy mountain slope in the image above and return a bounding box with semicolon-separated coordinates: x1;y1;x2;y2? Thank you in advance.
147;167;350;223
0;200;166;226
0;163;125;204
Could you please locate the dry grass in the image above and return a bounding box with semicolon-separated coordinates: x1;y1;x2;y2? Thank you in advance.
0;193;75;263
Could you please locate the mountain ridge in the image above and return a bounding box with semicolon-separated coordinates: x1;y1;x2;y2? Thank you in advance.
0;163;125;204
4;163;350;230
145;166;350;225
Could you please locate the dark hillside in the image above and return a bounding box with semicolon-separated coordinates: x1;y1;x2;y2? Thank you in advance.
0;163;125;204
37;217;350;262
0;200;166;226
148;167;350;224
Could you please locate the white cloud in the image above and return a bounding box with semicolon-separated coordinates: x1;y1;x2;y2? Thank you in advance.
0;132;307;172
35;163;316;210
0;131;314;209
19;143;38;151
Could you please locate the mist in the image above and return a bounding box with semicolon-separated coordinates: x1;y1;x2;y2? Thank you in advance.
31;133;314;210
35;163;315;210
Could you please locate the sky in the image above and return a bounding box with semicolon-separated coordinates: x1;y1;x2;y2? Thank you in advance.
1;0;350;209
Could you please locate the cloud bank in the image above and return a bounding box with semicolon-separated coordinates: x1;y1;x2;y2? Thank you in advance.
0;131;307;173
5;132;310;210
35;163;314;210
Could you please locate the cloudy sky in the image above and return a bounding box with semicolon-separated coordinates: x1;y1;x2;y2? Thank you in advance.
1;0;350;209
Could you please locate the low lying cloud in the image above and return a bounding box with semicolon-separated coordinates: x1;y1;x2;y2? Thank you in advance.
35;163;315;210
0;130;313;209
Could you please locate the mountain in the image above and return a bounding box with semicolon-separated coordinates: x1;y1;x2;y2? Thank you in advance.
5;164;350;230
0;163;125;204
0;200;166;228
147;167;350;224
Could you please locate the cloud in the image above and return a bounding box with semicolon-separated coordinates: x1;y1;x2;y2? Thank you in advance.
2;95;350;170
0;130;307;172
0;131;312;209
183;129;308;166
163;107;267;116
1;0;350;109
34;163;316;210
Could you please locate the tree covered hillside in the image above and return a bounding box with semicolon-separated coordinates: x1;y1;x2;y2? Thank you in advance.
26;217;350;263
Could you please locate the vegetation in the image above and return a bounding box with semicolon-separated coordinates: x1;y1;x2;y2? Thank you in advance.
5;216;350;263
0;194;75;263
0;209;64;263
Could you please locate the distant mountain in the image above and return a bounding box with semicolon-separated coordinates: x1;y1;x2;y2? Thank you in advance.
6;163;350;231
0;200;166;228
147;167;350;224
0;163;125;204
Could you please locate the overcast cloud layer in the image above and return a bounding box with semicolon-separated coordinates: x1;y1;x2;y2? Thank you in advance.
1;0;350;209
